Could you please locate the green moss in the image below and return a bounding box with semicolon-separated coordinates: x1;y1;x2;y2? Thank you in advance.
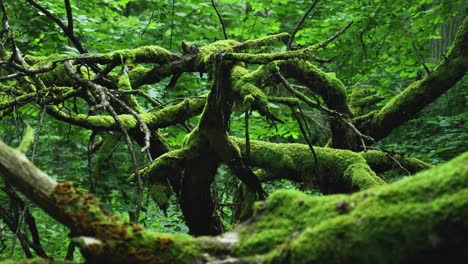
16;125;34;154
140;148;187;181
81;45;173;64
234;152;468;263
231;65;270;115
48;97;205;131
195;39;239;70
241;63;277;84
349;84;382;115
277;60;352;115
232;138;385;193
93;133;121;176
116;71;142;112
24;54;76;86
150;184;171;213
233;33;290;51
364;18;467;140
362;150;432;174
51;182;203;263
344;163;384;190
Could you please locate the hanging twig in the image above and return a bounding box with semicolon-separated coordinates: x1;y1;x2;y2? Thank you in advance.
140;10;155;37
63;61;144;223
64;0;73;32
276;72;342;117
244;110;250;162
1;186;48;257
345;120;374;151
276;72;374;149
290;106;318;166
211;0;228;39
106;91;152;153
31;105;46;163
87;131;97;194
25;0;86;54
105;105;144;223
9;200;27;257
0;0;20;62
169;0;175;50
412;42;431;75
314;21;353;50
287;0;319;50
367;146;411;176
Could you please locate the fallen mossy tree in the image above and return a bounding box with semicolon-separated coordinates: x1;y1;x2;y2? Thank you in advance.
0;0;467;261
0;139;467;263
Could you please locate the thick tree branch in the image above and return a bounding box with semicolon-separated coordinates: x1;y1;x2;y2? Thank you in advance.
46;96;206;131
232;137;385;193
356;16;467;141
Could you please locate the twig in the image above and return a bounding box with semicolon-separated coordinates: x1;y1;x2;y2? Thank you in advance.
367;146;411;175
106;91;152;153
314;21;353;50
140;10;154;37
287;0;319;50
276;72;342;117
109;107;144;223
0;0;20;62
113;89;164;108
346;121;368;151
64;0;73;32
245;110;250;162
25;0;86;53
412;42;431;75
277;72;374;151
169;0;175;50
290;106;318;166
63;60;144;222
31;105;46;162
87;131;97;194
211;0;228;39
9;200;27;257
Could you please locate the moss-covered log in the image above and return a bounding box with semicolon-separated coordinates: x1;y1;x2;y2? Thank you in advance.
232;151;468;263
0;140;203;263
1;139;466;263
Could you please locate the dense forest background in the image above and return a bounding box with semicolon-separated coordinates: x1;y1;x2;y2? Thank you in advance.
0;0;466;262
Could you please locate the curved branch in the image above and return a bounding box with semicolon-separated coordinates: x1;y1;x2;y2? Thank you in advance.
232;137;385;193
356;16;468;141
211;0;228;39
287;0;319;49
46;96;206;131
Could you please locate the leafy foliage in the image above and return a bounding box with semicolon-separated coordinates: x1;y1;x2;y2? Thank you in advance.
0;0;466;261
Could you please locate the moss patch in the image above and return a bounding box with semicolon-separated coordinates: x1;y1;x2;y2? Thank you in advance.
233;152;468;263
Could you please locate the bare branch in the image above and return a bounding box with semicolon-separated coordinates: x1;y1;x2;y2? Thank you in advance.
211;0;228;39
64;0;73;32
412;42;431;75
314;21;353;50
287;0;319;50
